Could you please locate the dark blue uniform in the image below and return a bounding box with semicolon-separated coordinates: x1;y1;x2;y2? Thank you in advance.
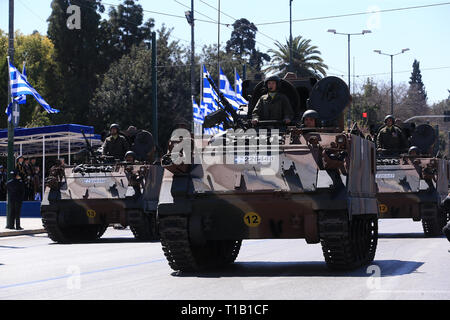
6;177;25;229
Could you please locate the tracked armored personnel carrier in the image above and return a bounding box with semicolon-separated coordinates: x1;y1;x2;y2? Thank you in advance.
41;129;163;243
376;123;449;236
157;74;379;272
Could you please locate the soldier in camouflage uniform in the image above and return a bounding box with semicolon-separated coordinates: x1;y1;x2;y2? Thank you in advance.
102;124;129;160
251;75;294;126
376;115;407;153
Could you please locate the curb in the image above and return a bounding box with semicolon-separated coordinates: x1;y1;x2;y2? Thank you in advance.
0;229;46;237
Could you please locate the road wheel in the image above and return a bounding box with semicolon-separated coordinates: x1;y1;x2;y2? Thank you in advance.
159;215;242;272
129;211;159;241
319;211;378;270
422;206;446;237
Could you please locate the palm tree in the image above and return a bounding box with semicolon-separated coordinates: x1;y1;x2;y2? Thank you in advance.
265;35;328;78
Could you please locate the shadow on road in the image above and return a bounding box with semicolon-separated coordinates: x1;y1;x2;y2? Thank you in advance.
48;237;160;245
174;260;424;278
379;233;445;239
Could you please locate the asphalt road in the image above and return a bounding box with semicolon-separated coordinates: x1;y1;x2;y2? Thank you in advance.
1;219;449;300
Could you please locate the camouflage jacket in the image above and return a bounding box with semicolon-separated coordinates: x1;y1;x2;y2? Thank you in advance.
102;134;130;160
252;92;294;122
376;126;407;150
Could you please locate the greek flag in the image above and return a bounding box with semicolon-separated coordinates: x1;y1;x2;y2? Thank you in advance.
5;102;12;123
9;62;59;114
219;67;239;110
202;65;223;135
235;70;248;105
15;62;27;105
192;95;204;124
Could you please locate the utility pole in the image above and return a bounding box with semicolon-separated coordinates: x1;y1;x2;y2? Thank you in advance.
190;0;195;98
6;0;15;228
217;0;220;78
328;29;371;130
151;31;158;151
373;48;410;116
289;0;293;72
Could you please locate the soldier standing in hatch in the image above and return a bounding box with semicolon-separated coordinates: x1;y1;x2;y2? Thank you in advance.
376;115;407;153
102;124;129;160
251;75;294;126
300;110;320;128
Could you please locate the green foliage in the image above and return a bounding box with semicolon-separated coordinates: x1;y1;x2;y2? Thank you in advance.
225;18;269;72
47;0;105;125
26;109;52;128
89;43;152;131
100;0;154;67
226;18;256;57
90;26;192;148
409;59;427;101
351;78;384;126
265;35;328;78
0;31;59;128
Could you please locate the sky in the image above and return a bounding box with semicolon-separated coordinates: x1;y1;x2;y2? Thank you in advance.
1;0;450;105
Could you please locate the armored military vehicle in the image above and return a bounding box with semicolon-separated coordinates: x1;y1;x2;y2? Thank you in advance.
157;74;379;272
376;123;449;236
41;129;163;243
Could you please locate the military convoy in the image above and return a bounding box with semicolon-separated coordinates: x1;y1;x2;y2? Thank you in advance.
157;74;379;272
375;122;450;236
39;68;449;275
40;129;163;243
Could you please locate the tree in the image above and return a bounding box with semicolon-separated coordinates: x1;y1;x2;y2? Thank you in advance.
265;35;328;78
47;0;106;125
89;43;152;131
100;0;154;66
225;18;256;57
90;26;192;149
0;31;58;128
409;59;427;101
225;18;270;73
397;59;429;120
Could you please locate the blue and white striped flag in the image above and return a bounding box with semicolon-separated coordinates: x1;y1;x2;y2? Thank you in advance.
15;62;27;105
219;67;239;110
9;62;59;114
235;70;248;106
192;95;204;125
202;65;223;135
5;102;13;123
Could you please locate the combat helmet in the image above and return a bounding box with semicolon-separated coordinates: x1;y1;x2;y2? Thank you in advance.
301;109;319;122
264;75;281;88
110;123;120;131
384;115;395;124
125;150;136;160
408;146;420;155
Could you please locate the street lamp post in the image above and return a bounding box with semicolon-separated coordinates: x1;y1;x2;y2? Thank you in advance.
373;48;410;115
328;29;371;129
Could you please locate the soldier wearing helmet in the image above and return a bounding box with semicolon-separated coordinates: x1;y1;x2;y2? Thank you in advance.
251;75;294;126
408;146;420;156
124;151;137;163
376;115;407;152
102;123;130;160
301;110;319;128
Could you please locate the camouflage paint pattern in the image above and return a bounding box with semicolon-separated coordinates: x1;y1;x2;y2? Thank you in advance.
376;156;449;220
41;163;163;226
158;128;377;242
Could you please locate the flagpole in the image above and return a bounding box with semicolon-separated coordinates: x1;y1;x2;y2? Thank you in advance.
6;0;15;228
